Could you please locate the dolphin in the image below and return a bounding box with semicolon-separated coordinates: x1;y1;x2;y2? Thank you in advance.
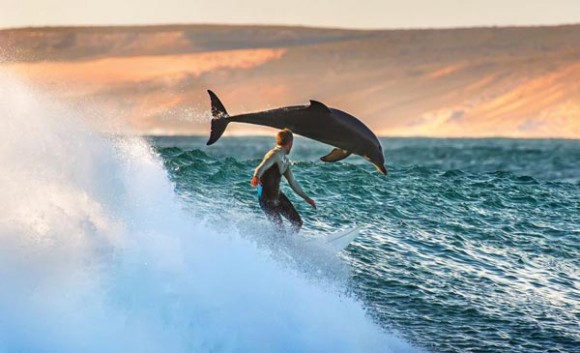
206;90;387;175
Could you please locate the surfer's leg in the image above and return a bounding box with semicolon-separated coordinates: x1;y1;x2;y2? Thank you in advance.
259;197;285;233
278;193;302;234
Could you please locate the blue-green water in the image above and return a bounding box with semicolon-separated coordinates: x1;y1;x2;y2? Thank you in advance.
153;136;580;353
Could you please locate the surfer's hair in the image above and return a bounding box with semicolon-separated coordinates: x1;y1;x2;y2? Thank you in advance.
276;129;293;146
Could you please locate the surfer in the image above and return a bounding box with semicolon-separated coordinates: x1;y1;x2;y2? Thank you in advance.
251;129;316;234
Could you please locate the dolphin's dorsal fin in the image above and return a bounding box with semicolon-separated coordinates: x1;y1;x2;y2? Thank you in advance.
309;100;331;113
320;148;352;162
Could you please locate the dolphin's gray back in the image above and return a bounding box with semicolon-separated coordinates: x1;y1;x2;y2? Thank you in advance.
232;105;380;152
316;108;381;152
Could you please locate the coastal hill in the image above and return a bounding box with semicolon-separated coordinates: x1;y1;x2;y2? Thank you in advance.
1;24;579;138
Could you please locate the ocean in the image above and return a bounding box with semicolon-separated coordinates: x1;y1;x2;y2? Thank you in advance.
1;77;578;352
152;136;580;353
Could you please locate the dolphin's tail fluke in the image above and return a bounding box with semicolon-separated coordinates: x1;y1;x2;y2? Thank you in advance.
207;90;230;145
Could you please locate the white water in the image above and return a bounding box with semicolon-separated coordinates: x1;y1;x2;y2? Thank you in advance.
0;75;417;352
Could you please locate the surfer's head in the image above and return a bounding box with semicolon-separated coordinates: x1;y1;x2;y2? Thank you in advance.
276;129;294;154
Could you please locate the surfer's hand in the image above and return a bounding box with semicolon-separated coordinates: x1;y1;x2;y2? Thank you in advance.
251;176;260;187
306;197;317;209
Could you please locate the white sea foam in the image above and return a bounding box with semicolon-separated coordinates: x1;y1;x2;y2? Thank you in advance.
0;73;417;353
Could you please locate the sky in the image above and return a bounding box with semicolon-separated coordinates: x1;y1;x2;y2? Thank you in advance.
1;0;580;30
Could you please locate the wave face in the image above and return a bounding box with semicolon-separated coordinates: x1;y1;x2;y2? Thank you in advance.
152;135;580;353
0;76;414;353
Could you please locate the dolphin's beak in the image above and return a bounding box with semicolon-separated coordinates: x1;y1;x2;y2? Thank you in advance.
375;164;388;175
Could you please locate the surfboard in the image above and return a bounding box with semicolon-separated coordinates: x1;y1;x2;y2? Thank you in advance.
324;225;362;251
302;225;361;252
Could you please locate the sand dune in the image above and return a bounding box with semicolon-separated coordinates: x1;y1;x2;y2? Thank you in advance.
1;24;578;138
4;48;285;93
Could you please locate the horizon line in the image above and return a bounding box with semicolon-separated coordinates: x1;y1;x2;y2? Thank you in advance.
2;21;580;32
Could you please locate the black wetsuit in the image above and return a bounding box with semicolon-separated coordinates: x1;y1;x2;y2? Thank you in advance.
254;146;308;234
259;164;303;234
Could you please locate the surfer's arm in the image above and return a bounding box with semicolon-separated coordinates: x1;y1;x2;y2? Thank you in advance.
252;150;278;185
284;168;316;208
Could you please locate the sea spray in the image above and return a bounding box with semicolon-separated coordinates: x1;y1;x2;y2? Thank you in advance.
0;73;416;352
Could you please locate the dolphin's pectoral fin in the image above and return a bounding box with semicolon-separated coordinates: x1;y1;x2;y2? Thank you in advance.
309;100;332;114
320;148;352;162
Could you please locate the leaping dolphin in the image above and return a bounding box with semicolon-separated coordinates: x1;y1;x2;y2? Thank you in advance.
206;90;387;175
